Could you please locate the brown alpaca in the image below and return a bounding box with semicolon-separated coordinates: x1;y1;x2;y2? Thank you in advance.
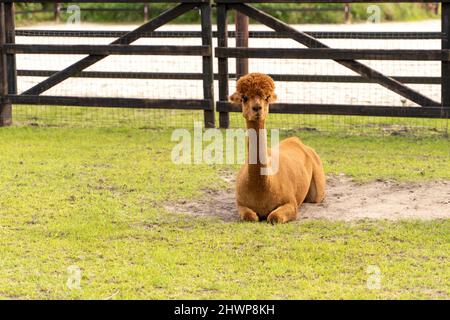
230;73;326;223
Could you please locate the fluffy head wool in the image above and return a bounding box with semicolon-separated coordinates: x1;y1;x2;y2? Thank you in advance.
236;73;275;98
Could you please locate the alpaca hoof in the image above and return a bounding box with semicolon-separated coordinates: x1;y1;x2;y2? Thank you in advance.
267;212;286;224
241;211;259;222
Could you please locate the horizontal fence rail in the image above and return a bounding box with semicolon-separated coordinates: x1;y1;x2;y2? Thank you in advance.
215;48;450;61
6;45;447;61
14;30;446;39
15;70;442;85
3;95;212;110
2;44;211;55
217;101;448;118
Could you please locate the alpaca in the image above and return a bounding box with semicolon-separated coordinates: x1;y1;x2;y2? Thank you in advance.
230;73;326;223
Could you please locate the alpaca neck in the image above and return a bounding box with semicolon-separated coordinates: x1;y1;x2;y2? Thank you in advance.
246;119;269;185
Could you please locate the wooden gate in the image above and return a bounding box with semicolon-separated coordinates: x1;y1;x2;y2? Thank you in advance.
0;0;215;127
215;0;450;128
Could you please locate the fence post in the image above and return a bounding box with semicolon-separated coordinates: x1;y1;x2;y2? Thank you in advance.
235;11;248;79
217;3;230;128
144;3;149;21
442;2;450;115
54;3;61;23
344;3;351;24
0;3;12;126
5;2;17;95
200;1;215;128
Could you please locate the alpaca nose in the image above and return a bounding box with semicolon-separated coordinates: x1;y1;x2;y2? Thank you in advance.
252;105;262;112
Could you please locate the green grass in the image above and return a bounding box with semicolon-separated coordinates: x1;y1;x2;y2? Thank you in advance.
12;105;450;138
0;126;449;299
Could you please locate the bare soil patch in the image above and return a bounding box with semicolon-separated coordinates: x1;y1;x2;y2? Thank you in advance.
166;173;450;221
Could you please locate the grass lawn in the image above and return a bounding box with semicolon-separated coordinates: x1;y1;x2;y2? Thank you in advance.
0;126;449;299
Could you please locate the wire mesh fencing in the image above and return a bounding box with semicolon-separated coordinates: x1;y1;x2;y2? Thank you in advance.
225;24;449;137
7;19;450;137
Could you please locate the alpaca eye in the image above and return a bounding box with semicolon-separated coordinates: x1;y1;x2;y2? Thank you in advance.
242;96;248;103
266;95;270;101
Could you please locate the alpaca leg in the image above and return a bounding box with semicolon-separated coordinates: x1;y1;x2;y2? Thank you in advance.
238;205;259;222
305;163;326;203
267;203;297;224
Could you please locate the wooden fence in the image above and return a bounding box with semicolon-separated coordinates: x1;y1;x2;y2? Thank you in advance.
216;0;450;128
0;0;216;127
0;0;449;129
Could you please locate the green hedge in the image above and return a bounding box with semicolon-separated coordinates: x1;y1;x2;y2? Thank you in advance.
15;3;439;25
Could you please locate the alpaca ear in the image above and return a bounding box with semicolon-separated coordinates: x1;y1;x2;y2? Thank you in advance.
268;93;277;103
229;92;242;104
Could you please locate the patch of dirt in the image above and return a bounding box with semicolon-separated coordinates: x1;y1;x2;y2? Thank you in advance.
166;173;450;222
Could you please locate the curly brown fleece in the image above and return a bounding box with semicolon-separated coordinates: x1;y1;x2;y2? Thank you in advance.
236;73;275;99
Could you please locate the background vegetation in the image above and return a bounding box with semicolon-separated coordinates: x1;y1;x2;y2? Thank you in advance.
15;2;440;25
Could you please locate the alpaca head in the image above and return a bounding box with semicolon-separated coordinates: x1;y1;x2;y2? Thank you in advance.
229;73;277;122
